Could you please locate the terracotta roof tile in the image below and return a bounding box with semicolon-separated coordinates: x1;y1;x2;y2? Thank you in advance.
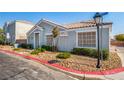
64;20;112;29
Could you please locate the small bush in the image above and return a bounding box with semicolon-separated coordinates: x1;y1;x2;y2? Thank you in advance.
42;45;52;51
72;48;95;56
13;48;21;51
36;47;45;52
72;48;109;60
30;48;45;55
41;45;58;51
90;49;98;58
30;50;39;55
102;49;109;60
19;43;33;49
56;52;71;59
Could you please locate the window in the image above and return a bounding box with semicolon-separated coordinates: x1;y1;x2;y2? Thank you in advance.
78;32;96;47
46;35;53;46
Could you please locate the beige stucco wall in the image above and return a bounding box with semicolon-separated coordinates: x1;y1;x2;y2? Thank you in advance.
4;21;34;44
15;21;34;40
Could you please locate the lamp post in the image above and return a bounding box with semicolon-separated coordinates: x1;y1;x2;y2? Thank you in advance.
93;12;102;68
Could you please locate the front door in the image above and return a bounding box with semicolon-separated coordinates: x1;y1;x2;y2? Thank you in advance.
35;33;40;48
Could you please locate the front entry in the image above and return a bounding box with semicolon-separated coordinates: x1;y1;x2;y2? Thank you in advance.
34;33;40;48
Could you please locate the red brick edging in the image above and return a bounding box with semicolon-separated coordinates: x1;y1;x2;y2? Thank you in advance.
0;49;124;75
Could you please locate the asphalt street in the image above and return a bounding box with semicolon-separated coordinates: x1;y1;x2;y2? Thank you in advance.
0;52;74;80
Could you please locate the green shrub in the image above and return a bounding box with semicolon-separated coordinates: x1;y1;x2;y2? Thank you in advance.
102;49;109;60
30;48;45;55
13;48;21;51
56;52;71;59
19;43;33;49
72;48;95;56
90;49;98;58
36;47;45;52
30;50;39;55
42;45;52;51
41;45;58;51
72;48;109;60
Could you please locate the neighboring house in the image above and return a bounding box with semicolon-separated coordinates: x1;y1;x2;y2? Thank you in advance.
27;19;112;51
3;20;34;44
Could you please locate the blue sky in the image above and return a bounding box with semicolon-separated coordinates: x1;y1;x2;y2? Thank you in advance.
0;12;123;36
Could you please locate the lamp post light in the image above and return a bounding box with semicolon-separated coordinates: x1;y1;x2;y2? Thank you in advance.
93;12;102;68
93;12;108;68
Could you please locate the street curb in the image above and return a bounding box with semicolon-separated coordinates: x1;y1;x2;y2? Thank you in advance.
0;49;124;75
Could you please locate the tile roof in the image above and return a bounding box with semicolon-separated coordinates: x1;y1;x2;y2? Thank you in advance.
64;20;112;29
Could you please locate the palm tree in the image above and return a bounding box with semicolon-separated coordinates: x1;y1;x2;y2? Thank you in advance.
52;26;60;51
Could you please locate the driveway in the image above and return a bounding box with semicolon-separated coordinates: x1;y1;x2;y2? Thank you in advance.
0;52;75;80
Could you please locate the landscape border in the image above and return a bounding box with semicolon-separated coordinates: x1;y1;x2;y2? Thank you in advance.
0;49;124;75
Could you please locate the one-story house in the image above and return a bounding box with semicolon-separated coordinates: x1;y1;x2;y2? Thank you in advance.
27;19;112;51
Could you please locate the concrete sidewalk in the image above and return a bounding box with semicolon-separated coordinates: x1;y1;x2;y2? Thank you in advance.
118;53;124;66
44;64;124;80
116;47;124;66
84;71;124;80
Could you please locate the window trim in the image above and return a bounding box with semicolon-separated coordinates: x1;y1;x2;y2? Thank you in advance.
76;30;97;49
46;35;53;46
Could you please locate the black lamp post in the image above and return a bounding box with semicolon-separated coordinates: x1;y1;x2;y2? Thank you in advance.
93;12;102;68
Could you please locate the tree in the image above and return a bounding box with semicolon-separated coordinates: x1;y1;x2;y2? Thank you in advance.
52;26;60;51
0;28;5;45
115;34;124;41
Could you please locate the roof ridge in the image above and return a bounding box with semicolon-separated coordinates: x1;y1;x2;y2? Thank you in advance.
64;20;95;26
41;18;67;28
64;20;112;29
